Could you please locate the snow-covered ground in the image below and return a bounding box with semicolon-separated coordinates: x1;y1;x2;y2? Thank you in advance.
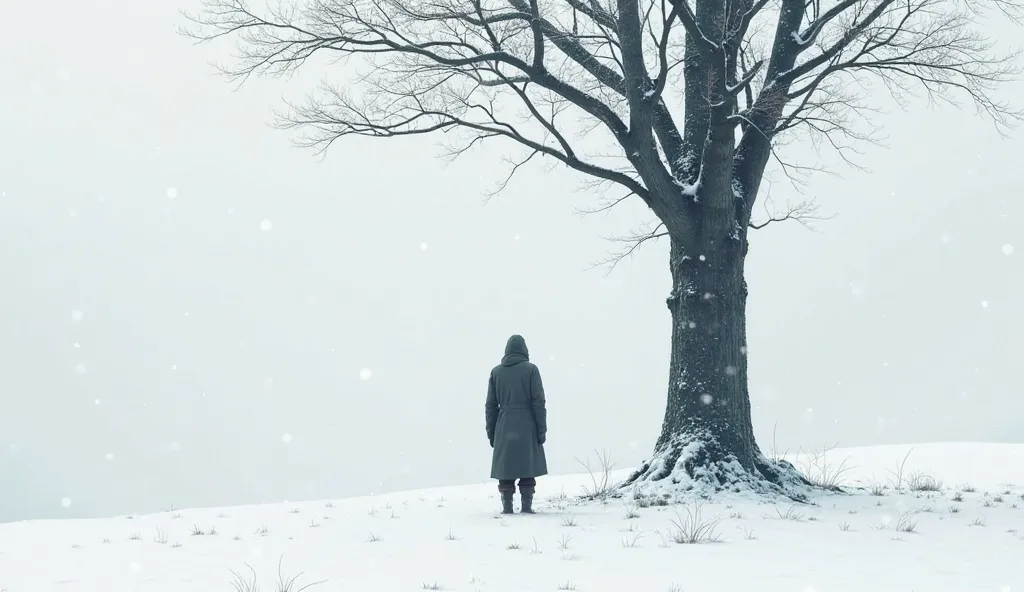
2;442;1022;592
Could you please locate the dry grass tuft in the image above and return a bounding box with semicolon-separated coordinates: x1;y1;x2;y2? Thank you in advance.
667;499;722;544
765;506;805;521
908;472;943;492
229;557;326;592
576;449;618;500
795;443;854;489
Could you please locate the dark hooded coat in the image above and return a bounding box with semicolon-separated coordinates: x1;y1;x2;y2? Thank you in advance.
485;335;548;480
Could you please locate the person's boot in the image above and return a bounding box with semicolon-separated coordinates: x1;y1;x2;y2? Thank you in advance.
500;491;514;514
519;486;535;514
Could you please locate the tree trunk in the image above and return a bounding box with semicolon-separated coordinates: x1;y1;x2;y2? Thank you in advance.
626;235;806;495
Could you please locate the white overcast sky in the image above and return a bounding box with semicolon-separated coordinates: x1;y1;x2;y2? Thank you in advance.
1;1;1021;522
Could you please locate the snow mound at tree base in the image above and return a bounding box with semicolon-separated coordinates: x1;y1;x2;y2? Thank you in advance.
618;436;817;504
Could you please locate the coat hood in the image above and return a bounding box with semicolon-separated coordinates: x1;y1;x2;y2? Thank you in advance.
500;334;530;366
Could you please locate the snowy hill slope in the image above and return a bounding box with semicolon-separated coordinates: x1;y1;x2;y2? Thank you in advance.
2;442;1022;592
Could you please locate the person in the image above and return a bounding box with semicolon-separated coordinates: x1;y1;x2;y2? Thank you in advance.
485;334;548;514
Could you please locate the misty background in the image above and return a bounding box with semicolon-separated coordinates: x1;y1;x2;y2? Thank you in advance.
1;1;1020;523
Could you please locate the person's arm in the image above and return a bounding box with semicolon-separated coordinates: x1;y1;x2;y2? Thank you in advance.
485;372;498;447
530;366;548;444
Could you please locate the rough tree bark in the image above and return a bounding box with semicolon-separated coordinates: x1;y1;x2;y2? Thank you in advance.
185;0;1022;497
620;0;811;493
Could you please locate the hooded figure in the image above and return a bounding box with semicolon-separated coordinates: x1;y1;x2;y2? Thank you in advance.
485;334;548;514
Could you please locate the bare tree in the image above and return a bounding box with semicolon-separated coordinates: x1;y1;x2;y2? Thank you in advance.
183;0;1022;495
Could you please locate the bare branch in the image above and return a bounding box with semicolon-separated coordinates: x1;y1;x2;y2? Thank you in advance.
733;0;1023;231
669;0;720;50
564;0;619;31
184;0;1024;267
588;219;669;275
749;197;834;230
184;0;666;201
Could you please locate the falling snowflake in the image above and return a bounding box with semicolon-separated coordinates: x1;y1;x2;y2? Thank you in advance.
94;399;100;405
104;453;114;461
171;364;178;371
260;219;273;231
75;363;87;374
700;394;713;405
359;368;372;380
166;188;178;199
981;300;990;308
71;310;84;323
724;365;738;376
419;242;429;251
61;497;72;508
698;255;706;261
74;342;81;348
941;235;950;244
687;321;696;329
513;234;521;240
1003;244;1014;255
281;433;292;443
169;441;181;452
129;562;142;573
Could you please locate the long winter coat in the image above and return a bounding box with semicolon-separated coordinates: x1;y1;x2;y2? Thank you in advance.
486;335;548;480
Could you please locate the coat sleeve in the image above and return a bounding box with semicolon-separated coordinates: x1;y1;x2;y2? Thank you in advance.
485;372;498;441
530;366;548;438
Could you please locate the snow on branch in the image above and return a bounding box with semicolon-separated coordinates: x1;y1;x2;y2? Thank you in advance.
668;0;720;51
